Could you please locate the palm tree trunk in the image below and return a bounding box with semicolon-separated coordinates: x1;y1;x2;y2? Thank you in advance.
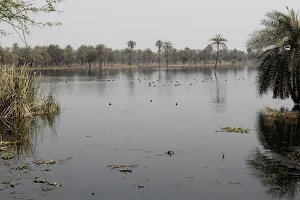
213;46;219;80
292;68;300;107
166;50;169;68
159;51;161;67
215;46;219;70
129;50;132;66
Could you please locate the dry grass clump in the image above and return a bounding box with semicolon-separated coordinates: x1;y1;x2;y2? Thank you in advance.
0;65;60;118
265;107;299;120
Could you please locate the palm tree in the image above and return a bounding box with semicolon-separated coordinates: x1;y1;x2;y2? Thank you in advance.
246;8;300;106
155;40;164;66
209;34;227;69
163;41;173;68
127;40;136;66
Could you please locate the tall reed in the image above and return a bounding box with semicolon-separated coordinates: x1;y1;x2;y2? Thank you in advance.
0;65;60;118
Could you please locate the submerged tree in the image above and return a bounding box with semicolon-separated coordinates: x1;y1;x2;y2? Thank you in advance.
209;34;227;69
247;8;300;106
156;40;164;66
127;40;136;66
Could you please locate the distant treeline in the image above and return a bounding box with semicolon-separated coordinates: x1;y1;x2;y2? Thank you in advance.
0;41;257;68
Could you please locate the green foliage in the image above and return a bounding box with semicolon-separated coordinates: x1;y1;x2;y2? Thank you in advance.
85;46;97;67
144;48;153;64
209;34;228;69
96;44;108;67
156;40;164;65
0;0;63;43
221;127;249;133
155;40;163;52
127;40;136;66
163;41;173;67
127;40;136;50
16;163;30;170
219;127;249;133
265;107;299;121
210;34;228;50
0;43;250;68
247;8;300;104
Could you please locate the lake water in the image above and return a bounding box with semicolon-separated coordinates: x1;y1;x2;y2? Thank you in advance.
0;67;298;200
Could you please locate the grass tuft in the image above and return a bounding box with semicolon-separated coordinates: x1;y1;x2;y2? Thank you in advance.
0;65;60;118
265;107;299;120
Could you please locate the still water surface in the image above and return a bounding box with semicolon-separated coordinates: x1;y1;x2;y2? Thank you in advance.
0;67;298;200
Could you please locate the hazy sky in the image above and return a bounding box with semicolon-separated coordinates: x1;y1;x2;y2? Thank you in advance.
2;0;300;51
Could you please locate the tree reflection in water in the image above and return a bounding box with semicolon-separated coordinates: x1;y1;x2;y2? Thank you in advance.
246;111;300;199
0;115;58;159
211;79;226;113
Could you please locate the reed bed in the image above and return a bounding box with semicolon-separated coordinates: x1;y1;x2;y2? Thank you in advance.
0;65;60;118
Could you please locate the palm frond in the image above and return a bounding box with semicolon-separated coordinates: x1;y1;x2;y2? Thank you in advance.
247;8;300;103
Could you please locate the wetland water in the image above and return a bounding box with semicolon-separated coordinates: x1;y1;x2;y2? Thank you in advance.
0;67;298;200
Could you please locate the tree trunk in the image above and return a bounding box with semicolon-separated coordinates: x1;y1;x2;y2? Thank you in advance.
88;62;91;68
159;51;161;67
292;73;300;106
215;46;219;70
166;50;169;68
129;50;132;66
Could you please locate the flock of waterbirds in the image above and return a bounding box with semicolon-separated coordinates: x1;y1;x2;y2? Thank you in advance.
108;76;247;106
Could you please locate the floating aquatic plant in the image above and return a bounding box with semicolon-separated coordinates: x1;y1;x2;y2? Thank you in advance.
218;127;249;134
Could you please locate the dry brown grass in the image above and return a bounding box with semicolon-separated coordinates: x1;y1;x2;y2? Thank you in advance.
265;107;299;120
0;65;60;118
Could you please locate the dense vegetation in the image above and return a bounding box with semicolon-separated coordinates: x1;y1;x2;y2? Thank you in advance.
0;42;255;68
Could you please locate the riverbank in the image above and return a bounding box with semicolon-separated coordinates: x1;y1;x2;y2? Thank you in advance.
27;61;254;70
